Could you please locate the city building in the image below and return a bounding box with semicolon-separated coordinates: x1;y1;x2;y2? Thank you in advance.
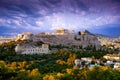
75;59;81;68
103;54;120;61
114;62;120;69
0;36;16;44
81;57;92;62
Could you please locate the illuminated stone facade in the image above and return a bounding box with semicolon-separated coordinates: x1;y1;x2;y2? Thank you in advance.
16;32;33;41
15;44;50;54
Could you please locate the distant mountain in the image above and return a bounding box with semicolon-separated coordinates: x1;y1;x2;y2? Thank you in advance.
94;33;111;37
78;29;119;38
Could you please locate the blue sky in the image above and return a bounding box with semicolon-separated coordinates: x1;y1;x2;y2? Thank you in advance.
0;0;120;37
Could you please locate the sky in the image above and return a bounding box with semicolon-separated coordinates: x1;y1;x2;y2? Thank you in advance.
0;0;120;37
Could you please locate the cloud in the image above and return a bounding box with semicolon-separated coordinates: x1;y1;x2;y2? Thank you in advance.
36;21;44;26
41;12;120;30
0;0;120;36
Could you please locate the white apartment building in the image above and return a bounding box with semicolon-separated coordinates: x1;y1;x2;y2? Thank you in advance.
103;54;120;61
75;59;81;67
81;57;92;62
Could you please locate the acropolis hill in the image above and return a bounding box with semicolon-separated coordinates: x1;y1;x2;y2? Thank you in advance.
15;29;101;50
1;28;120;50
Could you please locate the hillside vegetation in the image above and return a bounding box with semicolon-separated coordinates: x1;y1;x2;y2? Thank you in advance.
0;41;120;80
